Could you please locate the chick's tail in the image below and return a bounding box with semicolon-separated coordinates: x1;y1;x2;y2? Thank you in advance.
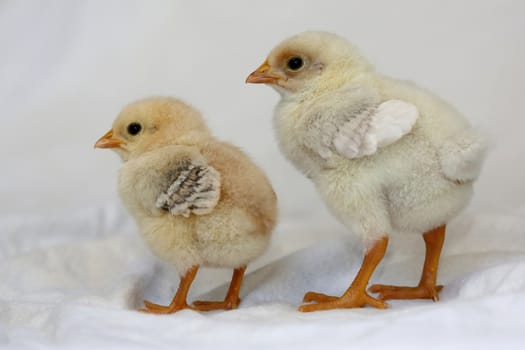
438;128;487;183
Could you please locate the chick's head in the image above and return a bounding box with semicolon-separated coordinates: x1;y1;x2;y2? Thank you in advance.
246;31;371;95
95;97;211;160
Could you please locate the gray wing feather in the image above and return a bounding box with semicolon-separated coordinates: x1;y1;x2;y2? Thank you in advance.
303;85;419;160
303;85;379;159
155;162;221;217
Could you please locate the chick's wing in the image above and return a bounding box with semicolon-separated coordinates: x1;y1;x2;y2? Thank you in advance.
155;158;221;217
303;85;419;160
121;145;221;217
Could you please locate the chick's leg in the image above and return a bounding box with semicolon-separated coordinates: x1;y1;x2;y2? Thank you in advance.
141;265;198;314
300;237;389;312
369;225;445;301
192;266;246;311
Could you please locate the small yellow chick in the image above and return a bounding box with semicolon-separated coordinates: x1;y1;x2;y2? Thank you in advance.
95;97;277;314
247;31;486;312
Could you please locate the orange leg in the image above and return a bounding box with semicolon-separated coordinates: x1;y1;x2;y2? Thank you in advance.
369;225;446;301
193;266;246;311
300;237;390;312
140;265;198;314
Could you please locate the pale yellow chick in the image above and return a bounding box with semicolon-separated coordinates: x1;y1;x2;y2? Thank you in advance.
247;31;486;312
95;97;277;314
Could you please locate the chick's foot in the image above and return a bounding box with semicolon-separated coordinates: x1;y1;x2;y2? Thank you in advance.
299;237;390;312
140;300;194;314
368;225;446;302
368;284;443;301
138;265;199;314
302;291;338;303
192;266;246;311
299;289;389;312
192;298;240;311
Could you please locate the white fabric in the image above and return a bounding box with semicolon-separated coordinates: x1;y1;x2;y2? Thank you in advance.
1;1;525;349
1;206;524;349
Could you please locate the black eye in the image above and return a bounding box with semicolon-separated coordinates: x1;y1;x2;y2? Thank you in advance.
287;57;304;71
127;123;142;136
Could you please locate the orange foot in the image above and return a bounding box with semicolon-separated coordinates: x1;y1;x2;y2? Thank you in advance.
139;300;194;314
303;292;338;303
192;298;241;311
299;290;389;312
368;284;443;301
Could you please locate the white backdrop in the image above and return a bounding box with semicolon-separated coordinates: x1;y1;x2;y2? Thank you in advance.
1;0;524;218
1;1;524;349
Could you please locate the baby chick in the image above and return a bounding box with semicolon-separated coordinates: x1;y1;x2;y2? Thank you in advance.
95;97;277;314
247;31;486;312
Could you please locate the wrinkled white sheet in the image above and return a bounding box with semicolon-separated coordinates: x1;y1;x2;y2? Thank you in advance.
1;205;524;349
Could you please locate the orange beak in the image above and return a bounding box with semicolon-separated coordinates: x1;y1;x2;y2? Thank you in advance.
246;60;284;84
94;129;123;149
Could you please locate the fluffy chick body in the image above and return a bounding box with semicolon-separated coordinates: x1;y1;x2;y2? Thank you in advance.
247;31;486;310
96;97;276;312
275;75;477;245
119;139;276;275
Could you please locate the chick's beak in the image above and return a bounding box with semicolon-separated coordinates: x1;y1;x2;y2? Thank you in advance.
94;129;123;149
246;60;284;84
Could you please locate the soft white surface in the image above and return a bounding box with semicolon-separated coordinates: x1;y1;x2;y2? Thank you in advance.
1;207;525;349
1;1;525;349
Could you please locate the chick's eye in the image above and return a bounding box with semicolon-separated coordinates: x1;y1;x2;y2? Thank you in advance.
287;57;304;71
127;123;142;136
